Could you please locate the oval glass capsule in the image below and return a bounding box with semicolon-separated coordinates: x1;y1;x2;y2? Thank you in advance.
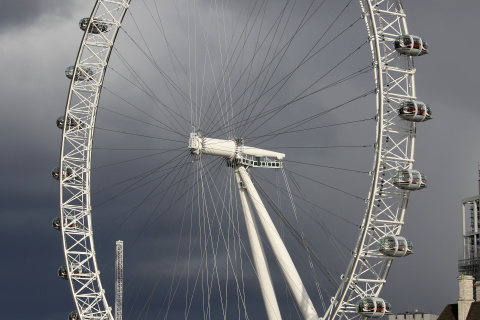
397;100;432;122
392;169;427;190
394;34;428;56
65;66;93;81
79;18;108;34
56;116;83;130
378;235;413;257
52;217;61;231
356;297;392;318
58;265;68;280
68;310;78;320
51;167;78;182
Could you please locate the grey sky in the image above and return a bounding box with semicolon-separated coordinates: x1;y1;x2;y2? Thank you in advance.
1;0;480;319
0;0;83;32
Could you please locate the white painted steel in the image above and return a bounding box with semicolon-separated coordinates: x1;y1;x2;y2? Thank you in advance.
57;1;427;319
237;166;319;320
58;1;131;319
240;146;285;160
202;138;236;159
325;1;424;319
235;171;282;320
189;133;285;161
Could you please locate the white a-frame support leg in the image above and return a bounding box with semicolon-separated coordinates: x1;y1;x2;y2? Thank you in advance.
236;166;319;320
235;171;282;320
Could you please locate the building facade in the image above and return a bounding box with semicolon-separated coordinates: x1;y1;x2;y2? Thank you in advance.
387;312;438;320
459;195;480;283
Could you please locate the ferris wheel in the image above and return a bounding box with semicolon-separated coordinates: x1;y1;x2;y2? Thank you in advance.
53;0;431;319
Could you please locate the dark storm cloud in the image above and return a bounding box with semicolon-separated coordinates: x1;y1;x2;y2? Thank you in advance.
3;0;480;319
0;0;82;32
0;2;93;318
404;2;480;113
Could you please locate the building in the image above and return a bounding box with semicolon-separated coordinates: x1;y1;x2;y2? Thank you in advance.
436;275;480;320
413;170;480;320
387;312;438;320
459;195;480;284
437;168;480;320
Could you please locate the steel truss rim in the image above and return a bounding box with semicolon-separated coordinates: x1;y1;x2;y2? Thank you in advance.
58;1;423;319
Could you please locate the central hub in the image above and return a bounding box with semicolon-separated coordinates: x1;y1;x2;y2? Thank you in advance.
188;132;285;168
189;133;236;158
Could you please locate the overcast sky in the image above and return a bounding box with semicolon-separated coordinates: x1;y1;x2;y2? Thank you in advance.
1;0;480;319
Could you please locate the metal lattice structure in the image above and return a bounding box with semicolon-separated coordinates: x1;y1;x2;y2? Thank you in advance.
460;194;480;284
58;1;131;319
326;1;422;319
56;1;429;319
115;240;123;320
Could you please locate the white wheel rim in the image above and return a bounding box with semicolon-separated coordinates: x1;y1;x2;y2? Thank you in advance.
58;1;426;319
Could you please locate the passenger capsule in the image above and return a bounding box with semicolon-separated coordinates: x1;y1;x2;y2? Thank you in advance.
68;310;79;320
79;18;108;34
52;217;80;231
69;310;92;320
51;167;60;180
392;169;427;190
58;265;68;280
57;116;83;130
65;66;93;81
356;297;392;318
58;264;90;280
378;236;413;257
52;217;61;231
397;100;432;122
394;35;428;56
52;167;78;182
71;264;90;276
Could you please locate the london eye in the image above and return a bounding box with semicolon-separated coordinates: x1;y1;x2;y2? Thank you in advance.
54;1;431;319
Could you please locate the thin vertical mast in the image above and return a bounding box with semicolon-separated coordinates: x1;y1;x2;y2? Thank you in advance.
115;240;124;320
